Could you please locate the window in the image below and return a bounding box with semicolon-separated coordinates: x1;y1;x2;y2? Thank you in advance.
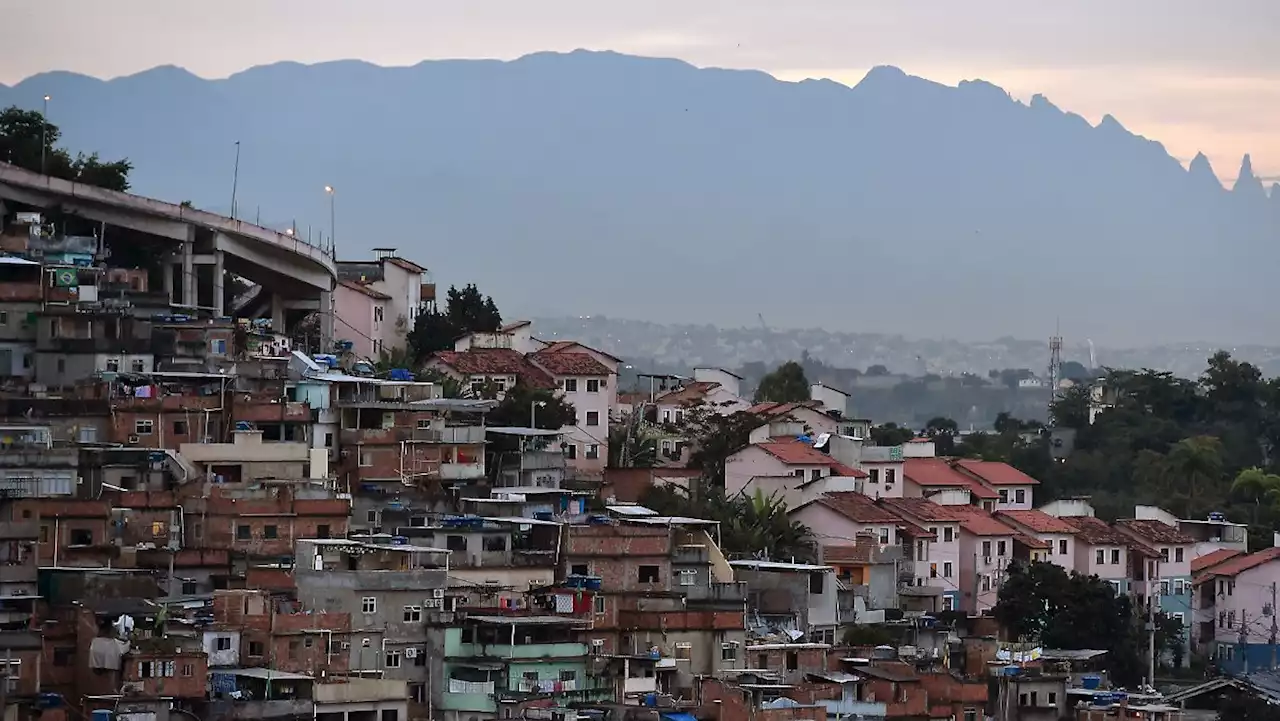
324;432;334;447
374;306;384;323
564;378;578;392
182;663;194;677
1160;580;1170;596
944;526;954;542
385;650;401;668
571;563;589;576
661;409;671;423
885;468;896;484
1175;547;1185;563
722;644;737;661
868;468;880;483
172;420;188;436
638;566;660;583
564;443;577;460
216;636;232;651
944;562;953;578
1031;691;1038;706
810;468;822;481
674;410;683;424
131;359;146;373
1096;549;1105;565
929;527;938;538
135;419;154;435
964;711;978;721
997;540;1007;556
361;596;377;614
69;528;93;545
1229;580;1235;596
810;573;825;594
212;339;227;355
53;647;74;667
678;569;697;586
403;605;422;623
585;411;600;426
982;541;992;557
793;469;805;478
359;451;374;467
594;594;606;614
1229;611;1236;629
999;489;1009;503
1171;612;1184;624
1015;489;1026;504
674;642;692;660
1174;579;1185;596
317;524;330;539
786;651;798;670
1048;692;1057;705
1111;549;1121;565
942;595;955;611
879;528;890;544
182;580;197;595
981;575;991;591
1059;539;1068;555
1160;547;1170;561
586;379;600;393
236;525;250;540
249;641;264;657
106;358;120;372
930;563;938;578
264;525;278;539
586;444;599;460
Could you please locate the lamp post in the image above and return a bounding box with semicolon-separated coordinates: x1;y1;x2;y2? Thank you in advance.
324;185;336;253
40;95;50;176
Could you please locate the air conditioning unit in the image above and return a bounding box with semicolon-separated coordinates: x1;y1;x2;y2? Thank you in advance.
128;434;140;445
423;598;441;609
432;588;445;599
404;648;418;659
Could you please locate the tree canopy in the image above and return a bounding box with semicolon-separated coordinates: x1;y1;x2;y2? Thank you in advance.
407;284;502;363
754;361;811;403
642;482;814;562
0;106;132;190
994;561;1181;686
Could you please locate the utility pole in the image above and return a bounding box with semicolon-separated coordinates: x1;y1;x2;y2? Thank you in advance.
1240;610;1250;675
230;141;241;219
1146;576;1156;688
972;552;981;614
1271;582;1278;670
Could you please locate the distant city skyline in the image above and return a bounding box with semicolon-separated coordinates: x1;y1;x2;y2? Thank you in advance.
3;0;1277;185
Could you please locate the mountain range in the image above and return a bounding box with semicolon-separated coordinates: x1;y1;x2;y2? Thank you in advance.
2;51;1278;345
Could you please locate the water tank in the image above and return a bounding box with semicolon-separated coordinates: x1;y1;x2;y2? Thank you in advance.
91;710;113;721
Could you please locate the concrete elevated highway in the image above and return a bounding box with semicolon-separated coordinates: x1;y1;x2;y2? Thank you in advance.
0;162;335;345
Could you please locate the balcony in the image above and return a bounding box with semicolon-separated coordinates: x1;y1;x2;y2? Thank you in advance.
673;546;710;565
440;462;486;481
234;402;311;423
684;581;748;604
0;565;36;584
38;336;153;354
624;677;658;694
517;451;567;471
0;284;42;302
448;679;494;695
451;642;587;660
341;425;486;446
0;522;38;541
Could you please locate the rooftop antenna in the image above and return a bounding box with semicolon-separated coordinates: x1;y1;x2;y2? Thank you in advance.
1048;321;1063;425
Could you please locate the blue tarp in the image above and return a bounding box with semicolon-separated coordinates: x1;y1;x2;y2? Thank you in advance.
660;714;698;721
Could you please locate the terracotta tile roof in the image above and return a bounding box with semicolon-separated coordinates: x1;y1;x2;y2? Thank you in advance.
822;544;874;565
756;441;866;477
1192;548;1244;574
946;504;1021;537
501;320;532;332
1115;519;1197;545
955;459;1041;486
879;497;964;523
746;401;821;418
996;510;1078;534
385;256;428;274
337;280;392;301
429;349;556;389
1059;516;1160;556
813;492;907;524
529;351;611;377
602;468;701;503
1194;546;1280;584
533;338;624;363
903;459;1000;500
1014;533;1050;550
656;381;720;406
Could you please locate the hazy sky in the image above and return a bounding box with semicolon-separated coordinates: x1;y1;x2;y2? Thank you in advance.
4;0;1278;185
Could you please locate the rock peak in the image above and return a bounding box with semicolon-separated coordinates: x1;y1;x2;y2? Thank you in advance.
1233;153;1266;198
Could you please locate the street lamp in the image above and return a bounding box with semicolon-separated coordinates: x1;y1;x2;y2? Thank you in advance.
40;95;50;176
324;185;335;253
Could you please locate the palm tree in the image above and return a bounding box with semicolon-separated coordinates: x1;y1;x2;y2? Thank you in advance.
1230;467;1280;524
1166;435;1224;517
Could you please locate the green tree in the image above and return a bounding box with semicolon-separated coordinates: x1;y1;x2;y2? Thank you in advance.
754;361;811;403
485;383;575;431
1165;435;1225;518
1049;384;1091;429
608;413;658;469
870;423;915;447
640;483;813;561
0;106;132;190
408;283;502;363
925;416;958;455
684;404;766;484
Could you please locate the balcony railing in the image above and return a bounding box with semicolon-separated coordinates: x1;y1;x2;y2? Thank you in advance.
440;462;486;480
448;679;494;695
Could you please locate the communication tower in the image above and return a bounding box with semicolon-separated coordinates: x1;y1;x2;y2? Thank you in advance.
1048;333;1064;423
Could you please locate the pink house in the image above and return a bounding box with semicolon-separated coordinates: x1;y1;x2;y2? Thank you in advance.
995;509;1079;573
1058;515;1160;597
1193;546;1280;673
336;250;430;355
332;280;390;360
725;440;865;508
880;497;964;610
902;458;1000;509
953;459;1039;510
948;504;1047;613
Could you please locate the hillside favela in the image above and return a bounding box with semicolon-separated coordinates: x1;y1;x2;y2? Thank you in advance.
0;4;1278;721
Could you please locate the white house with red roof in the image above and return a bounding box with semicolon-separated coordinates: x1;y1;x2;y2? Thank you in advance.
947;504;1048;613
1192;546;1280;673
725;439;866;509
880;497;965;610
995;509;1079;573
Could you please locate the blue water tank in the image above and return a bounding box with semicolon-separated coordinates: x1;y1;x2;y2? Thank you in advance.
1081;675;1102;690
91;710;113;721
